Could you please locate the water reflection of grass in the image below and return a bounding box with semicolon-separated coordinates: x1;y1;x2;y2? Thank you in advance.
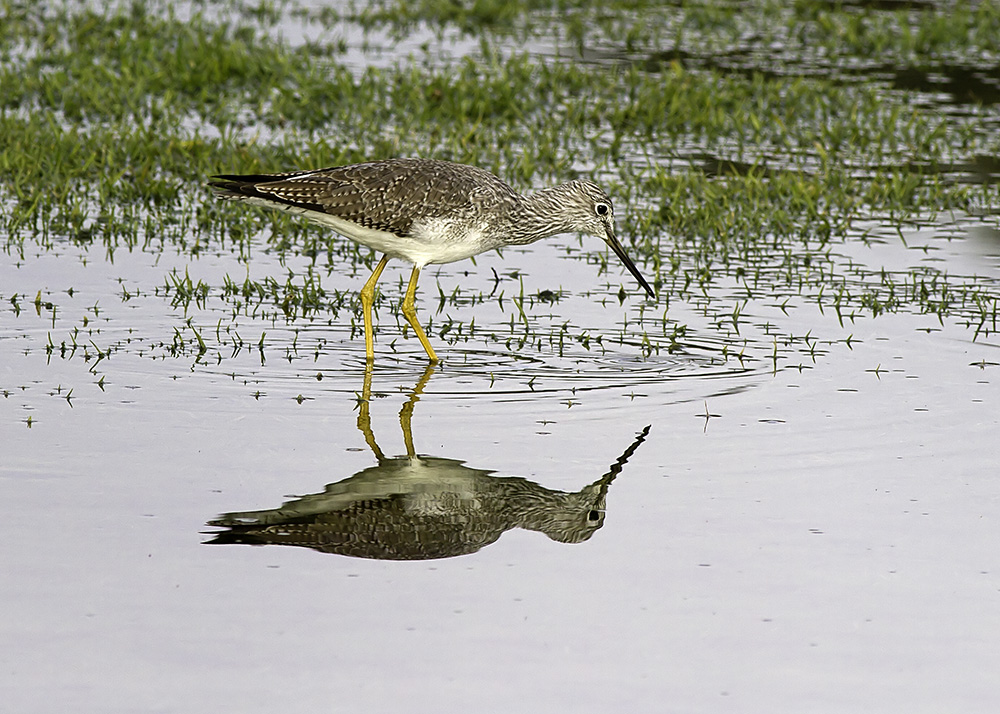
1;0;998;368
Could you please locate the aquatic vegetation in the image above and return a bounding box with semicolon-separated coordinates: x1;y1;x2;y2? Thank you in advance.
1;0;999;382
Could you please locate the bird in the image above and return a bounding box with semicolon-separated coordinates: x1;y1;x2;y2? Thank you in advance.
205;361;652;561
205;461;626;560
209;157;654;362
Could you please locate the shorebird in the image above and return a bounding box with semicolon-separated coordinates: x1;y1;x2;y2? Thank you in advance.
210;158;654;362
207;364;652;560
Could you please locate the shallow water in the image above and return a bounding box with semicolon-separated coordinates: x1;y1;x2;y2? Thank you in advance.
3;1;1000;712
3;213;999;712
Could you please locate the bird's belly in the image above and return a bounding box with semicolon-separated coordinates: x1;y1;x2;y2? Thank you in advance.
298;209;489;267
407;217;493;265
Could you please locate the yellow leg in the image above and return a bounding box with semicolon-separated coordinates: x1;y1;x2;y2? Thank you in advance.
399;363;436;457
402;265;438;362
359;255;390;362
355;361;385;461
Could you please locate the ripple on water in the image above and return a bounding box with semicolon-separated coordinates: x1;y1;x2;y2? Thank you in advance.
197;323;768;409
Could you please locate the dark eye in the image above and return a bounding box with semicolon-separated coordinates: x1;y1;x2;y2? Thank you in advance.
595;203;610;217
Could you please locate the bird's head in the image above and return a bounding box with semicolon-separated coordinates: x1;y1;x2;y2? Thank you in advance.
568;181;655;299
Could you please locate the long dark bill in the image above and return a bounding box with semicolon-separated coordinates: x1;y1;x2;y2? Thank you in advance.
605;227;655;298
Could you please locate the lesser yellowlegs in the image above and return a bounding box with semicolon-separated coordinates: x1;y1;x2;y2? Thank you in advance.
209;158;654;362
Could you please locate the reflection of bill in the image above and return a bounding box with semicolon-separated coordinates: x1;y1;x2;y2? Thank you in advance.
206;365;650;561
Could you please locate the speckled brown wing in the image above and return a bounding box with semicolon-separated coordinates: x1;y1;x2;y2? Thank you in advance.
210;158;519;238
207;494;507;560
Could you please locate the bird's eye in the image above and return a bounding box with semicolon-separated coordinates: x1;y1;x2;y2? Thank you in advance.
595;203;610;217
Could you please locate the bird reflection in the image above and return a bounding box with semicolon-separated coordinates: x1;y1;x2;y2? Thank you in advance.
206;365;650;561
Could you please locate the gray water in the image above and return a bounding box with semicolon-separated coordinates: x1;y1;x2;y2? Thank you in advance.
3;2;1000;713
3;215;998;712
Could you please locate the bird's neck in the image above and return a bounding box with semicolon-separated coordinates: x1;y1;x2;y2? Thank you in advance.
494;478;605;543
508;186;579;245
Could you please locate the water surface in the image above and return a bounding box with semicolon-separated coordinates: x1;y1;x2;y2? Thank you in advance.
2;1;1000;712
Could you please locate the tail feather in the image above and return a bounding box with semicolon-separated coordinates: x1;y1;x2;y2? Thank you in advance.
208;171;309;199
208;174;281;200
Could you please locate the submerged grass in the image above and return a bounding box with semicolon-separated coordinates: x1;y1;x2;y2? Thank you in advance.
1;0;999;381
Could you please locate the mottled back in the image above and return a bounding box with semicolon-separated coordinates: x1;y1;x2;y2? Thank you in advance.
210;158;520;238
